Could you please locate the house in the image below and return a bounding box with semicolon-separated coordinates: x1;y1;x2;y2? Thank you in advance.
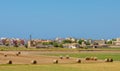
91;39;107;48
27;39;52;48
112;38;120;46
36;44;48;48
63;43;80;49
93;40;106;45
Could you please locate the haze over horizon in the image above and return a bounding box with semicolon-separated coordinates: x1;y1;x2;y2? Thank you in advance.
0;0;120;39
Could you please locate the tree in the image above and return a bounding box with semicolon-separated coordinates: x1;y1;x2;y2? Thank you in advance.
85;41;90;45
107;40;112;44
62;40;72;44
58;44;63;48
112;39;116;41
78;39;84;44
53;42;59;47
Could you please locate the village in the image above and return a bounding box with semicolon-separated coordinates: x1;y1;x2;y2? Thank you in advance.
0;37;120;49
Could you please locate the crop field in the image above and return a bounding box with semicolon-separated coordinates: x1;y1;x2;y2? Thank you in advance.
0;62;120;71
40;52;120;61
0;47;120;71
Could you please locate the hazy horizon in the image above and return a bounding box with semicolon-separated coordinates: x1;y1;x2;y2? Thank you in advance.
0;0;120;39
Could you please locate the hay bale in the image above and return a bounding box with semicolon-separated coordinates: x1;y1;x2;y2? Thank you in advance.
109;58;113;62
93;57;98;61
105;58;113;62
66;55;69;59
59;56;63;59
31;60;37;64
90;57;94;60
16;52;21;56
105;58;109;62
4;54;7;57
16;53;19;56
18;52;21;54
85;57;90;60
53;59;58;64
76;59;81;63
7;60;12;64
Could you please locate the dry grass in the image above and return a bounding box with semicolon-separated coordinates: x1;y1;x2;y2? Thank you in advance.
0;62;120;71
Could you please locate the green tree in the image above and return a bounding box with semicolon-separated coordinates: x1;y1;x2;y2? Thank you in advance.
62;40;72;44
53;42;59;47
85;41;90;45
107;40;112;44
58;44;63;48
78;39;84;44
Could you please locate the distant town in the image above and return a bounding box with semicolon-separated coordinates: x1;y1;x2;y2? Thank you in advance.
0;36;120;49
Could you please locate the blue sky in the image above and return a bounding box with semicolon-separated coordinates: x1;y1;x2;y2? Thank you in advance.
0;0;120;39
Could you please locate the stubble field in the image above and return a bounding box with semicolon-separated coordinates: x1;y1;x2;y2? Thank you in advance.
0;48;120;71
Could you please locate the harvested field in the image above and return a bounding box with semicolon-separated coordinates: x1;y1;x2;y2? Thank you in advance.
0;51;106;64
0;50;120;71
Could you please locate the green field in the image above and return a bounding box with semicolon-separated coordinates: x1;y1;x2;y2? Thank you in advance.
1;46;120;51
39;52;120;61
0;62;120;71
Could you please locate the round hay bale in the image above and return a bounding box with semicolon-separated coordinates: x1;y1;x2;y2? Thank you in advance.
59;56;63;59
31;60;37;64
93;57;98;61
7;60;12;64
105;58;109;62
16;53;19;56
18;52;21;54
76;59;81;63
16;52;21;56
90;57;94;60
4;54;7;57
53;59;58;64
109;58;113;62
85;57;90;60
66;55;69;59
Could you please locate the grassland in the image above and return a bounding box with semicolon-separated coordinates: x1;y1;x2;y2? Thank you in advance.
1;46;120;51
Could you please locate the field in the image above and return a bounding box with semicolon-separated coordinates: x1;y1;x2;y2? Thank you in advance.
0;62;120;71
40;53;120;61
0;47;120;71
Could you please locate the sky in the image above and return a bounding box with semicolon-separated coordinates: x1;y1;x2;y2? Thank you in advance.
0;0;120;39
